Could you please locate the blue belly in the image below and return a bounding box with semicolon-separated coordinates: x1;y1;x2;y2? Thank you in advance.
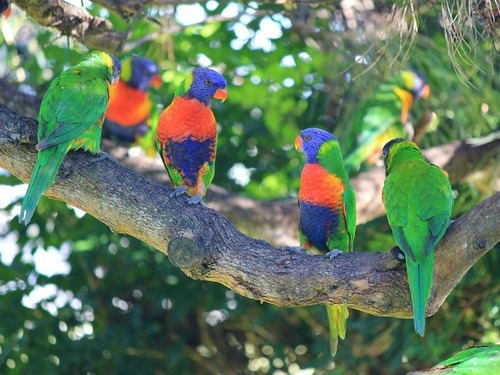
299;201;339;253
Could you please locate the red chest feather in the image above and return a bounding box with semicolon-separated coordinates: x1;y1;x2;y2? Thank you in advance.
157;97;216;142
106;81;152;126
299;164;345;210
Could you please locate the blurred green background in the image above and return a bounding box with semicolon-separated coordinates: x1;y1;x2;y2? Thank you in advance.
0;1;498;374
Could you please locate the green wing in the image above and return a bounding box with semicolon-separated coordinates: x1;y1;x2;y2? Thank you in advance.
414;164;454;255
342;183;356;252
37;66;110;149
436;345;500;375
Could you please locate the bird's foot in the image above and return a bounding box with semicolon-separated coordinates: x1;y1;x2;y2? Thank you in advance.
281;246;306;254
90;152;111;164
390;246;405;263
186;194;206;206
325;249;343;260
169;186;188;198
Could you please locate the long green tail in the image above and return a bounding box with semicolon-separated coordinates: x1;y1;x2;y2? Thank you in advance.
19;148;66;225
406;253;434;336
325;304;349;356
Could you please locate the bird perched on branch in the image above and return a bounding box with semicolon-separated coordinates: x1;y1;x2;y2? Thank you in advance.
382;138;453;336
157;68;227;205
343;70;430;174
295;128;356;356
19;51;122;225
104;56;161;143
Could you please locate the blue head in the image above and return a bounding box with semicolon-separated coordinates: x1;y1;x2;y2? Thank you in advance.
121;56;161;91
109;54;122;85
184;68;228;105
295;128;337;163
400;70;430;100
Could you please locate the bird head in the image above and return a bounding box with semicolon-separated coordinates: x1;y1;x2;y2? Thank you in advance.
382;138;423;173
295;128;337;164
109;54;122;86
121;56;161;91
183;68;227;105
400;70;430;100
0;0;11;19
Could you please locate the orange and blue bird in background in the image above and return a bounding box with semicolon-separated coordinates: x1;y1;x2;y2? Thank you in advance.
295;128;357;356
104;56;161;142
342;70;430;174
156;68;227;205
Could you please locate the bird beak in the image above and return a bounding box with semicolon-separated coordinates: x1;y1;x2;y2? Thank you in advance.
213;88;227;102
294;136;303;151
3;5;11;19
150;75;162;88
421;84;430;100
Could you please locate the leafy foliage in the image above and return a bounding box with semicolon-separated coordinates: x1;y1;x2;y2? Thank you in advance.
0;1;498;374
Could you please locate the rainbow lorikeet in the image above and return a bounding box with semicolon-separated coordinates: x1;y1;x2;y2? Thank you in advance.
382;138;453;336
0;0;11;19
343;70;430;174
295;128;356;356
104;56;161;143
19;51;122;225
156;68;227;205
434;344;500;374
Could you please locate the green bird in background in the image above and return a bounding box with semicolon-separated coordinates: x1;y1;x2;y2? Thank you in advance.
295;128;356;356
382;138;453;336
433;345;500;375
343;70;430;174
19;51;122;225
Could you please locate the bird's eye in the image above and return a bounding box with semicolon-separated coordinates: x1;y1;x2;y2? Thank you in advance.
303;135;312;142
205;78;212;85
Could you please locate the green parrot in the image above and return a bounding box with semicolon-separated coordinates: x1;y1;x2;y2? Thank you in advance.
382;138;453;336
19;51;122;225
343;70;430;174
433;345;500;375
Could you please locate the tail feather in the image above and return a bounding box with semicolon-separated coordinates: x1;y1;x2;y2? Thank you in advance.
19;149;66;225
325;304;349;356
406;254;434;336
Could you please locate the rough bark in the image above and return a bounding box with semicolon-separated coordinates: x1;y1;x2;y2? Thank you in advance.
0;103;498;318
14;0;128;53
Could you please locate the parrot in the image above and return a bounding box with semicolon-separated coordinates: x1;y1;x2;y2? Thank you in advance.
433;344;500;375
156;67;227;205
342;70;430;174
295;127;356;356
19;51;122;225
0;0;11;19
104;56;161;143
382;138;453;336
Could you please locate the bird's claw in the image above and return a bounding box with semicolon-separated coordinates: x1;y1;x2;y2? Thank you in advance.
325;249;343;260
281;246;306;254
169;186;188;198
90;152;111;164
390;246;405;262
187;195;206;206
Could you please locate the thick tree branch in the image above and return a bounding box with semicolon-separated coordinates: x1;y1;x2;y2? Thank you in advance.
0;103;498;318
0;80;499;246
14;0;127;53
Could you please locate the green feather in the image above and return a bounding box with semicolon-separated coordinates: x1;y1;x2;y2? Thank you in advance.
435;345;500;375
383;139;453;336
325;304;349;356
19;52;115;225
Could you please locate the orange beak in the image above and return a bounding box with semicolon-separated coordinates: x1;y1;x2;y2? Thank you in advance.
3;5;11;19
294;136;303;151
213;88;227;102
150;75;162;88
421;84;430;100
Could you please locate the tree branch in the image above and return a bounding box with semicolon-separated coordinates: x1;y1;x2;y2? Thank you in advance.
0;103;498;318
14;0;127;53
0;79;499;246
